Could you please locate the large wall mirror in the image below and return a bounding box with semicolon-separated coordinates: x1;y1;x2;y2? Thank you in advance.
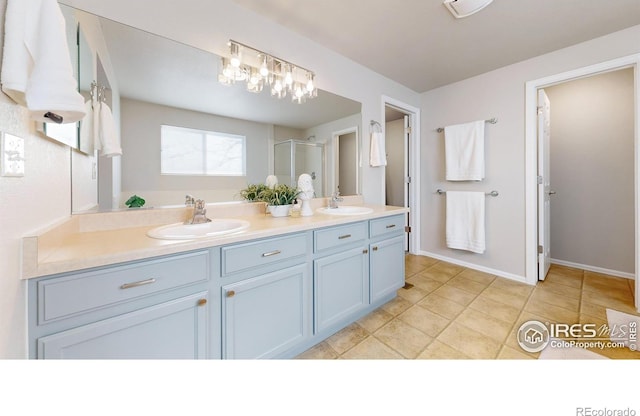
58;3;362;213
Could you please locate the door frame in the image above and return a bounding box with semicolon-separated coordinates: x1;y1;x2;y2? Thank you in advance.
381;95;421;255
523;54;640;311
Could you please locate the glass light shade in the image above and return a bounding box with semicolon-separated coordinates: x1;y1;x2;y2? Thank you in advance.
283;64;293;86
259;56;270;77
229;42;241;67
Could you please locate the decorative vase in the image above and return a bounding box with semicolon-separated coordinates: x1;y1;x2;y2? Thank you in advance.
300;199;313;216
269;204;292;217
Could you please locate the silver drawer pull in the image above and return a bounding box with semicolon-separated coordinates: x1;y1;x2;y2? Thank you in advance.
338;234;352;240
120;278;156;290
385;224;396;229
262;250;282;257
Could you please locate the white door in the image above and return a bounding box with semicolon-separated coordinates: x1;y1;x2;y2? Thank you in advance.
538;89;552;280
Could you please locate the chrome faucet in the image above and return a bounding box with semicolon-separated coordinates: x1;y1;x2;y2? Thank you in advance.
186;199;212;224
185;194;195;207
328;190;343;209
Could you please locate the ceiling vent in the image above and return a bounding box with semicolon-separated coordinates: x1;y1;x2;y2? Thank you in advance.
443;0;493;18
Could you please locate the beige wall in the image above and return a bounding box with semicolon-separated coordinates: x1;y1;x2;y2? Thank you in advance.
545;68;634;274
420;25;640;279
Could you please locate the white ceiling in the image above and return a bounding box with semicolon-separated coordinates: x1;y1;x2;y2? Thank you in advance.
231;0;640;92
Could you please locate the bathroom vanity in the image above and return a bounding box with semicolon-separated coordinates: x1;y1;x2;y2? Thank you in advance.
24;202;407;359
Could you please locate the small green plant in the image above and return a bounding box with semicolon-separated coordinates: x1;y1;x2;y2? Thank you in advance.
261;184;301;206
125;195;145;208
239;183;270;202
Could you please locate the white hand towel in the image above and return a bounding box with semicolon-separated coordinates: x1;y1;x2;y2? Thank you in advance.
369;131;387;167
1;0;86;123
98;102;122;157
79;99;97;153
446;191;485;254
444;120;485;181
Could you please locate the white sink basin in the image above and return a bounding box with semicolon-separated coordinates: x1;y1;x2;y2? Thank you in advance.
316;206;374;216
147;219;250;240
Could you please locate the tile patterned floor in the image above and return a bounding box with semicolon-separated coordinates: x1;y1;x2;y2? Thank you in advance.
297;254;640;359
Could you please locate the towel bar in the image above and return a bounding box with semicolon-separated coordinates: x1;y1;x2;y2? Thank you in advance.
436;189;498;197
436;118;497;133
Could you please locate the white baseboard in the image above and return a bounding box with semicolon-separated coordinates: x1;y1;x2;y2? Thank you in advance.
418;251;529;285
550;258;635;280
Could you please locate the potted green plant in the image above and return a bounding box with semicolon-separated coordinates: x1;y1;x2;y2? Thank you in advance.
239;183;269;202
261;184;301;217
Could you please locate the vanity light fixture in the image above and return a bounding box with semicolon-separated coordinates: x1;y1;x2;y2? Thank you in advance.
218;40;318;104
443;0;493;18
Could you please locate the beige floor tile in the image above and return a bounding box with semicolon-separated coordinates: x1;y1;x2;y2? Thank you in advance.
396;285;430;304
340;336;404;359
397;304;451;337
457;269;496;285
469;295;521;324
405;254;439;268
584;271;631;293
480;286;530;310
445;275;490;295
430;261;465;276
580;300;609;321
417;268;455;284
454;308;514;343
296;341;338;359
405;274;444;294
418;293;466;320
490;278;535;298
530;288;580;312
417;340;470;359
536;279;582;300
405;262;427;277
374;319;433;358
436;322;502;359
357;307;394;333
524;298;579;324
325;323;369;355
581;290;637;315
380;295;413;316
497;345;534;360
544;271;583;289
432;284;477;306
591;345;640;359
549;264;584;279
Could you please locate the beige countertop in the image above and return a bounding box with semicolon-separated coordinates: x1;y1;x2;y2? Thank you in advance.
22;197;408;279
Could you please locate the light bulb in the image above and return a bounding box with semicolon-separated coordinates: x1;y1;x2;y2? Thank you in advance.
306;73;315;92
284;65;293;86
259;56;270;77
229;42;241;68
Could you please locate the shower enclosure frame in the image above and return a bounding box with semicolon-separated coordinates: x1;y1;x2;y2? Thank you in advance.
274;139;326;198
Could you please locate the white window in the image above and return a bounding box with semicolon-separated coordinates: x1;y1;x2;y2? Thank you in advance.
160;125;246;176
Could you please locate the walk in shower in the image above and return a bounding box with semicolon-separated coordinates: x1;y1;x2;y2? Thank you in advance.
274;140;325;198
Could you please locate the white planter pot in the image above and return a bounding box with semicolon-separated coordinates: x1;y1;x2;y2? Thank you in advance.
269;204;292;217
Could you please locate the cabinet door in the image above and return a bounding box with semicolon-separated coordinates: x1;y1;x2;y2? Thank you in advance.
370;236;405;303
222;264;310;359
37;292;209;359
314;246;368;333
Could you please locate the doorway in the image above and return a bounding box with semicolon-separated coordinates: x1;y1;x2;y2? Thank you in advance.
382;97;420;254
333;127;359;196
525;55;640;311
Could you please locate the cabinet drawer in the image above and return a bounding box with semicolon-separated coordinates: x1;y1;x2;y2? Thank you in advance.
314;222;367;253
38;251;209;324
221;233;307;276
369;215;405;238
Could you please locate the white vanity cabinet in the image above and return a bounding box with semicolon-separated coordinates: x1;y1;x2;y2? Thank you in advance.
28;250;214;359
219;232;312;359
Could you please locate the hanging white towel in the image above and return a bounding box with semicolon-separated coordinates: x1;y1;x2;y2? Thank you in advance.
79;99;98;153
446;191;485;254
369;131;387;167
1;0;86;123
444;120;485;181
97;102;122;157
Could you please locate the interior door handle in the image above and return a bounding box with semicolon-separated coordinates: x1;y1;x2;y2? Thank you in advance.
548;191;556;196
